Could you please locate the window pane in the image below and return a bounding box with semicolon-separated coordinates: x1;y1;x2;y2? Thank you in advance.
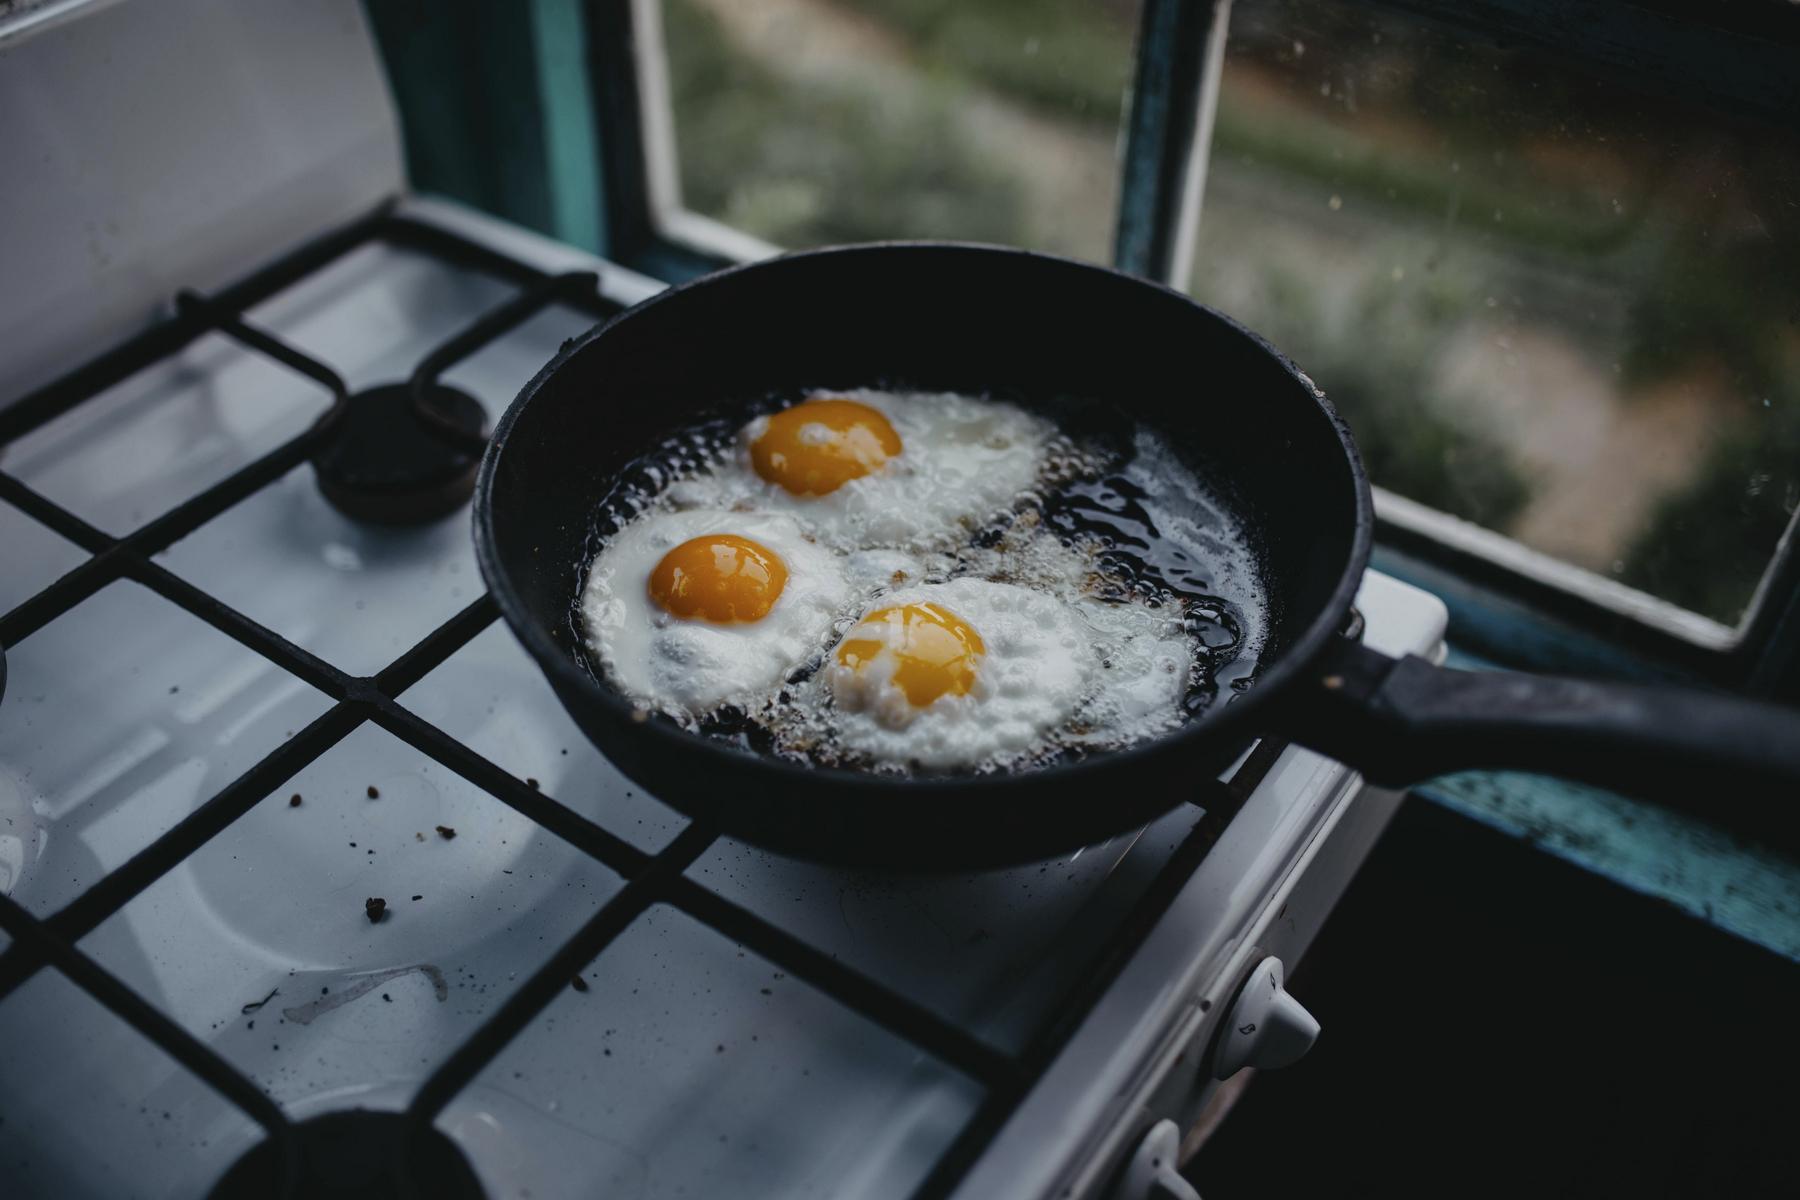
658;0;1143;261
1190;0;1800;624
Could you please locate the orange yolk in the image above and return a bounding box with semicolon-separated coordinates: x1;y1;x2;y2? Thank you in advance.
836;603;985;707
750;398;902;496
648;534;788;623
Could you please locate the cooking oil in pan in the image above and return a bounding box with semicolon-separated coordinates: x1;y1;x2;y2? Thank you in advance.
575;390;1272;774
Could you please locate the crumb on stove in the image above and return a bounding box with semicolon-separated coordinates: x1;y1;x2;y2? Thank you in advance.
571;976;589;993
526;777;540;790
382;993;392;1003
412;894;423;901
288;794;301;808
366;785;380;799
364;897;387;924
415;831;425;841
436;825;456;840
241;987;278;1014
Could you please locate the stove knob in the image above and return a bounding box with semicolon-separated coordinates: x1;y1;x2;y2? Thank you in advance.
1212;956;1319;1080
1111;1119;1201;1200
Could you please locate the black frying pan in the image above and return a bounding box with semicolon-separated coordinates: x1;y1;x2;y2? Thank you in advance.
474;243;1800;868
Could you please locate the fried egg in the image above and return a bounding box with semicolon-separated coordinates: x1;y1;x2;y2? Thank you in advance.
822;579;1086;768
667;389;1059;550
581;510;853;715
812;573;1191;770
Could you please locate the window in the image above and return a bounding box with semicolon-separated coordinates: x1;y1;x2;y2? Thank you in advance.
600;0;1800;689
643;0;1143;261
1189;0;1800;630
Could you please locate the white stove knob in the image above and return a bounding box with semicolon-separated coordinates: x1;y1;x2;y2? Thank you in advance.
1111;1119;1201;1200
1212;956;1319;1080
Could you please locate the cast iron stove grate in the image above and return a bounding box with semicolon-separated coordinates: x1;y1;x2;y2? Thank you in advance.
0;203;1270;1200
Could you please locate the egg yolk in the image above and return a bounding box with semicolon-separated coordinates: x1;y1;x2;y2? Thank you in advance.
836;603;985;707
648;534;788;623
750;398;902;496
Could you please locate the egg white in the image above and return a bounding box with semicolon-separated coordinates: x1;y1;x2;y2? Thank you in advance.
1065;595;1193;746
666;389;1057;551
780;529;1196;769
813;578;1087;769
580;510;853;716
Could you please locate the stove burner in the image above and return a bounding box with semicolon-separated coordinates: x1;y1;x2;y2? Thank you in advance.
209;1111;484;1200
313;384;487;525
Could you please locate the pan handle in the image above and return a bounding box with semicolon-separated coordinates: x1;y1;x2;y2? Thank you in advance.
1286;638;1800;844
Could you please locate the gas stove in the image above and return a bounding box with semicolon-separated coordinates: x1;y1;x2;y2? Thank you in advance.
0;4;1447;1198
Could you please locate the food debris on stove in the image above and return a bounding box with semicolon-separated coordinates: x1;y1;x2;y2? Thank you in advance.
365;897;387;924
436;825;457;839
571;976;589;993
412;894;423;901
366;785;380;799
240;987;279;1014
526;777;540;790
288;793;302;808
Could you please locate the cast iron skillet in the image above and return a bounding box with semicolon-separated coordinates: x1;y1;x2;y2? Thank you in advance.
474;243;1800;868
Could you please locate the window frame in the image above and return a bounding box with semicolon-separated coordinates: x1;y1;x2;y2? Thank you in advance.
585;0;1800;698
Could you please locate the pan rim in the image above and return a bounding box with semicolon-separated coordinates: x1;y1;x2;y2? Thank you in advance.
472;239;1374;799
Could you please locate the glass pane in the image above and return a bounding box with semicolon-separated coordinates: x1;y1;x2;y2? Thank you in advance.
658;0;1144;260
1190;0;1800;624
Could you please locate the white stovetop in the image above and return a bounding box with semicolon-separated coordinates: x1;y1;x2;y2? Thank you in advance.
0;195;1448;1199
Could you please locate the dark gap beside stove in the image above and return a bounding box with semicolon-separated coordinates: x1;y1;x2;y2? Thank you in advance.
1193;797;1800;1199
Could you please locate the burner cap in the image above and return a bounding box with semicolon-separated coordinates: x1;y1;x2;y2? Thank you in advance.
210;1111;484;1200
313;384;486;525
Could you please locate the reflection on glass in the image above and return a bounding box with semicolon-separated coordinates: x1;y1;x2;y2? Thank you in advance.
1191;0;1800;623
659;0;1143;260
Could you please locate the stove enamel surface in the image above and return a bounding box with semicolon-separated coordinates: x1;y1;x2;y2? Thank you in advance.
0;201;1447;1200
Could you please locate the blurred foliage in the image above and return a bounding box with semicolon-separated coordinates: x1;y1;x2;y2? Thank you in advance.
834;0;1138;125
1330;373;1533;532
1243;267;1533;530
1619;386;1800;621
662;0;1023;246
1212;0;1800;622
